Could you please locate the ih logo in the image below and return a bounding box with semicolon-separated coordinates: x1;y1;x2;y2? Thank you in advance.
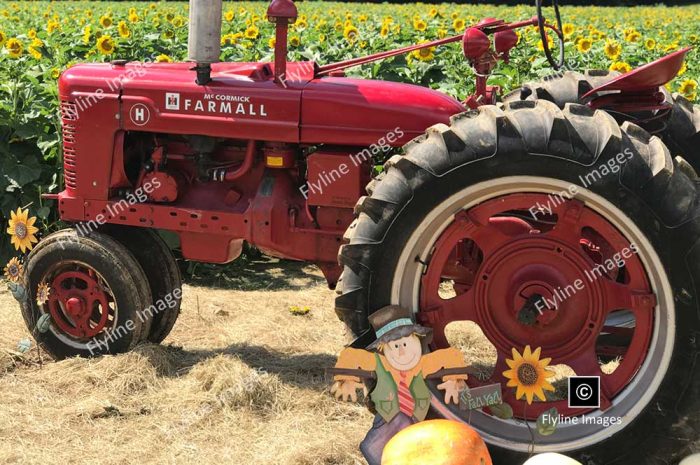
165;92;180;110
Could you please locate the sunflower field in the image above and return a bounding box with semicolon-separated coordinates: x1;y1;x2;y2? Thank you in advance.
0;1;698;259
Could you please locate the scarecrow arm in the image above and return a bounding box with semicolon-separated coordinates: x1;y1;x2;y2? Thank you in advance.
421;348;470;382
332;347;377;382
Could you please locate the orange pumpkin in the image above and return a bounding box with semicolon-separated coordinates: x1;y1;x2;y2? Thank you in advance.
382;419;493;465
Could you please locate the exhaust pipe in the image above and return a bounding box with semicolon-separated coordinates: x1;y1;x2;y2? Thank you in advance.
188;0;223;85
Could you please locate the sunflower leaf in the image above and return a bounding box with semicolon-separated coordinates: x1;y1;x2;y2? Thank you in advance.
17;338;32;353
536;407;559;436
489;402;514;420
35;313;52;334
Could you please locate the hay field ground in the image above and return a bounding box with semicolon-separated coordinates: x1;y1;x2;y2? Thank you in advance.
0;259;372;465
0;257;635;465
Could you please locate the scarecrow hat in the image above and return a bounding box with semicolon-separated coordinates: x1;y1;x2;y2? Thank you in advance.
367;305;433;350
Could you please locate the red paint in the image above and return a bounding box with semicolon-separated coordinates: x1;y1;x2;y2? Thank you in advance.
494;29;519;61
266;0;297;21
584;48;691;98
417;194;655;419
301;77;464;145
463;28;491;60
267;0;297;84
48;268;112;339
306;150;371;208
215;140;257;181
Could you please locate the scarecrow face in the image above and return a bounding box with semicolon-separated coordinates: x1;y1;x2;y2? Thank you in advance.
383;334;422;371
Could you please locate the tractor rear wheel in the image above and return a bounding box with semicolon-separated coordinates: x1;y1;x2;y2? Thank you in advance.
99;225;183;343
503;70;700;172
20;229;153;359
336;101;700;464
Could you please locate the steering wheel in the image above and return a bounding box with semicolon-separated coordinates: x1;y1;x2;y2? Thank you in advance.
536;0;565;70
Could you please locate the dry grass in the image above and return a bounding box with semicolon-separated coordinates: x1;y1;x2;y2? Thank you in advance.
0;259;369;465
0;258;634;465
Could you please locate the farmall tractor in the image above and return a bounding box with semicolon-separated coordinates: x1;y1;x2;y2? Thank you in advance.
17;0;700;462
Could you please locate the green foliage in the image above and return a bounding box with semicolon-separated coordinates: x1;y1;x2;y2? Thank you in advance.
0;1;697;265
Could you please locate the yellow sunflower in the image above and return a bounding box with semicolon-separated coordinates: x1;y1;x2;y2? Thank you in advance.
294;18;307;31
610;61;632;74
117;21;130;38
5;38;23;58
0;31;6;47
562;23;575;39
96;35;115;55
171;15;184;28
244;25;259;39
413;18;427;32
6;208;39;253
221;32;242;46
3;257;23;283
36;282;51;306
576;37;592;53
224;10;234;22
99;15;112;28
82;25;91;45
289;35;300;47
380;24;390;38
644;38;656;51
603;40;621;60
411;41;435;62
537;35;554;52
680;79;698;99
47;19;60;35
502;345;555;405
626;31;641;43
155;54;172;63
453;18;466;32
343;25;359;43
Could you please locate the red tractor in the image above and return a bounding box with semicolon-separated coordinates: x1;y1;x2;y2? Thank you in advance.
17;0;700;462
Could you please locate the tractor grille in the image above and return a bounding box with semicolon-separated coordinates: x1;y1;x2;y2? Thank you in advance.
60;101;78;191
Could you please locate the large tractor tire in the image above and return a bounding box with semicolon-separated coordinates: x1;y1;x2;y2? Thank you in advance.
99;225;183;343
21;229;153;359
503;70;700;172
336;101;700;464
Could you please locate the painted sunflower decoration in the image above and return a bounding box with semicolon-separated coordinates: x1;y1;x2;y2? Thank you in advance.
503;345;556;405
6;208;39;253
3;257;23;283
36;282;51;306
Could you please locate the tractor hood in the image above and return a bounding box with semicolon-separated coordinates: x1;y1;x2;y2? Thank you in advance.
58;61;465;147
300;77;466;146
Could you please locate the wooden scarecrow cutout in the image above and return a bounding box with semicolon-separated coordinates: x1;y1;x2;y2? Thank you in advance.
330;305;470;465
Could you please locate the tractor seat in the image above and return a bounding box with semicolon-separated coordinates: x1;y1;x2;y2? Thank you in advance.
583;47;691;98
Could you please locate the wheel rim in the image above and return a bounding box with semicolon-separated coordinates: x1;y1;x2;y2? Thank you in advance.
391;177;674;452
40;261;118;349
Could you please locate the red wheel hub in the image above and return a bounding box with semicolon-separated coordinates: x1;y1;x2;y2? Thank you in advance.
418;193;657;418
45;268;113;339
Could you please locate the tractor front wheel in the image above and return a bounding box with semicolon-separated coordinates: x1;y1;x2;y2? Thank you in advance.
336;101;700;463
20;229;153;359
